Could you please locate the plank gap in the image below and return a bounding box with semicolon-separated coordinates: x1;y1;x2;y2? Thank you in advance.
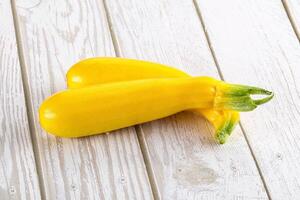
192;1;272;199
238;122;272;200
10;0;46;199
135;126;160;200
192;0;225;81
281;0;300;42
101;0;156;198
102;0;121;56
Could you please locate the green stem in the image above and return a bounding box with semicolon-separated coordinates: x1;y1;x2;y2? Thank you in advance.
215;84;274;111
215;116;238;144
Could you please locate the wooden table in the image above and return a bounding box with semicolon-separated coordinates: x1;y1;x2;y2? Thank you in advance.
1;0;300;199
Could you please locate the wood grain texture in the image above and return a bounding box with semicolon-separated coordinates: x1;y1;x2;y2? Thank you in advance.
0;0;41;199
105;0;268;199
196;0;300;199
283;0;300;40
13;0;153;199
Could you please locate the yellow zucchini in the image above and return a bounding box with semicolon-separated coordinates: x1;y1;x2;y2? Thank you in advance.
40;72;273;139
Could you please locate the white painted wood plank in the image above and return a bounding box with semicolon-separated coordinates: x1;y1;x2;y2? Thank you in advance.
105;0;268;199
196;0;300;199
0;0;41;199
13;0;153;199
283;0;300;40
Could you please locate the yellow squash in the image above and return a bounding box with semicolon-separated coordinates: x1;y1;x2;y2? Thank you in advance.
40;74;273;140
66;58;238;143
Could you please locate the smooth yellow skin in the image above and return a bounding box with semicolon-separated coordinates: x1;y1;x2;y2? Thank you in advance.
67;58;188;88
40;77;225;137
67;58;240;143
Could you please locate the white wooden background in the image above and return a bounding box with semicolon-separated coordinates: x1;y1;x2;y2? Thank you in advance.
0;0;299;199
